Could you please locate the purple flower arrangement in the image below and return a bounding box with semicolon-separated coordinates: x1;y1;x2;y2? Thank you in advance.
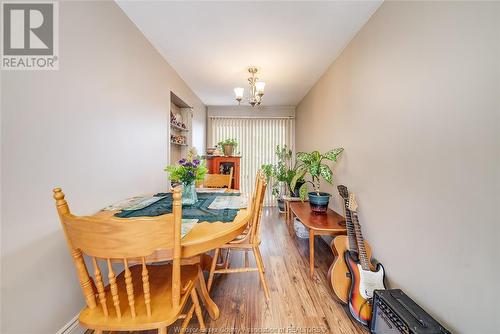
165;149;207;185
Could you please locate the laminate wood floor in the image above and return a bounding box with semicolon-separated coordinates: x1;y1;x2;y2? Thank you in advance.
88;208;366;334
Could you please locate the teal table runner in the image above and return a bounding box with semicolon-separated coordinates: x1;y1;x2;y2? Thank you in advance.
114;192;240;222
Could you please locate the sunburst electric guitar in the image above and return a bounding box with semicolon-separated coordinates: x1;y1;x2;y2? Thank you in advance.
329;185;373;303
345;193;386;327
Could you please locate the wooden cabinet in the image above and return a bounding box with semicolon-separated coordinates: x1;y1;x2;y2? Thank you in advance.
206;156;241;190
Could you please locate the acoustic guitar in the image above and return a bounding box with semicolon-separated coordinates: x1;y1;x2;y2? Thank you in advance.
345;193;386;327
329;185;373;303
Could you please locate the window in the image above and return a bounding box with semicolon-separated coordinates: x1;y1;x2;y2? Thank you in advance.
210;117;294;205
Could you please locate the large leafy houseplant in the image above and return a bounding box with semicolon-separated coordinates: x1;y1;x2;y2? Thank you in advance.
290;148;344;203
262;145;305;211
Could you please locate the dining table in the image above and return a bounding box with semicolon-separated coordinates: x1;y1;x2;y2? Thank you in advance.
92;189;252;321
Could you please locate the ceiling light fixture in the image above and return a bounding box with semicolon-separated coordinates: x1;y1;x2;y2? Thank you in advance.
234;67;265;107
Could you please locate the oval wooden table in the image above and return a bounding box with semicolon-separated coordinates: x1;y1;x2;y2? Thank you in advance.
94;198;252;321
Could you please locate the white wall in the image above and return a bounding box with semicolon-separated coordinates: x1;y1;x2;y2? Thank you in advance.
296;2;500;333
0;1;205;333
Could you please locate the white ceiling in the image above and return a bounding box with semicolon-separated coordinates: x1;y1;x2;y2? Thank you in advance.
117;1;382;106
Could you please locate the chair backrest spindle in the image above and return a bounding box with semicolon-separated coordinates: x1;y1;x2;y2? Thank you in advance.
107;258;121;318
123;258;136;317
91;257;108;317
141;257;152;316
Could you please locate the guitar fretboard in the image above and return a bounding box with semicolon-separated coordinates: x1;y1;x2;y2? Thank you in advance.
351;211;370;271
344;201;358;252
338;186;358;253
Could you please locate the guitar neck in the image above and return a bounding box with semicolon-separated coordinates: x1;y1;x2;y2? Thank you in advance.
351;211;370;270
343;201;358;252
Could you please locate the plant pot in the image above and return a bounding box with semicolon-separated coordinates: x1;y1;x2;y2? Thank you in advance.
308;192;331;213
290;180;305;197
277;198;286;213
222;144;234;156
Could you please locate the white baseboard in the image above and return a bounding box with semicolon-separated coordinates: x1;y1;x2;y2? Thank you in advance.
56;314;86;334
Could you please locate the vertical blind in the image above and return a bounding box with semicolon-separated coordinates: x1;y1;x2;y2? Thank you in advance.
210;117;294;206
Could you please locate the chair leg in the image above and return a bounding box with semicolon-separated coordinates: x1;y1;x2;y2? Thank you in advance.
191;288;206;329
180;305;195;333
254;246;265;273
244;249;249;268
158;327;167;334
224;249;231;269
207;248;220;291
253;246;270;301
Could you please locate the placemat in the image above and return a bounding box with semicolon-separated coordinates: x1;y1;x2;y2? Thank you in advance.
208;195;249;210
114;192;241;222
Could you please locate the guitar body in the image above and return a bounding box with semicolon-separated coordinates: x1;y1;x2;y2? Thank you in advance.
345;251;386;327
329;235;373;303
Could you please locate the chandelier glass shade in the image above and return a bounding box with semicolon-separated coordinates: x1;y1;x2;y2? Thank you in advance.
234;67;265;107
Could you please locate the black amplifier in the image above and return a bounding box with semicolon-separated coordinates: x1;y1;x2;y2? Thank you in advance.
370;289;451;334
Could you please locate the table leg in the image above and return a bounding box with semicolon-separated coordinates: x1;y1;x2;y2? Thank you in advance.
196;266;220;320
309;229;315;278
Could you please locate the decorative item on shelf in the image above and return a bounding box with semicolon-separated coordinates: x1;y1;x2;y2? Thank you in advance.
170;112;187;130
217;138;238;156
233;67;266;107
212;146;222;156
261;145;304;212
170;134;187;145
164;147;207;205
206;147;216;155
290;148;344;213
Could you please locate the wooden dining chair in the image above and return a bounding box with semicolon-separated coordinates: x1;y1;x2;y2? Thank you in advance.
201;167;233;189
54;187;205;334
206;171;270;300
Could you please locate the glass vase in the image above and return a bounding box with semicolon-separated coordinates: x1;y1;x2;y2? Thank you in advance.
182;181;198;205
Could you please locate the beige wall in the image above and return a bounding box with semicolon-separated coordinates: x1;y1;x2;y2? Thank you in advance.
0;1;205;333
296;2;499;333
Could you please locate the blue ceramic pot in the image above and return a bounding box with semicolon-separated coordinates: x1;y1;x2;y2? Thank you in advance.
308;192;331;213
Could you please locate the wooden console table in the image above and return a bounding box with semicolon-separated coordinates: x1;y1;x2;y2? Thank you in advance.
289;202;346;278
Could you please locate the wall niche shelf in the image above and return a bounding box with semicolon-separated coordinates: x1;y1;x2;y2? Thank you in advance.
169;91;193;165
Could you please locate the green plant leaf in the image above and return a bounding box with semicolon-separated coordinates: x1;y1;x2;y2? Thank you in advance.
311;151;321;162
296;152;311;164
310;163;320;177
299;183;308;201
324;147;344;161
319;164;333;183
290;168;306;191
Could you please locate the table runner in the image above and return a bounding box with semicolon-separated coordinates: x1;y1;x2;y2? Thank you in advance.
114;192;241;222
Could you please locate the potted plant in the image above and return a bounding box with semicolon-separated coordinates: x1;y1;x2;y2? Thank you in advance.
262;145;304;212
217;138;238;156
290;148;344;213
164;147;208;205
